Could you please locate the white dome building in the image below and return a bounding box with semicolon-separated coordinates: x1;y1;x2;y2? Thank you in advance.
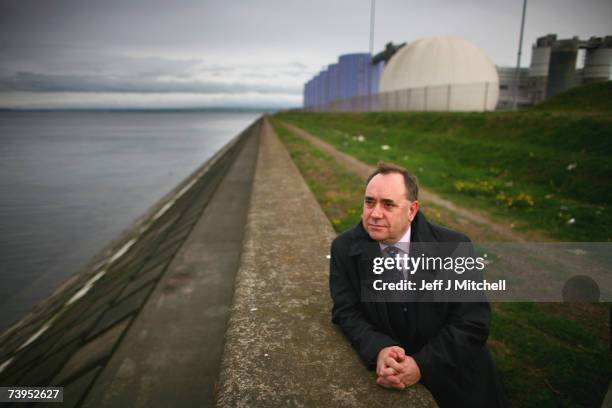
379;37;499;111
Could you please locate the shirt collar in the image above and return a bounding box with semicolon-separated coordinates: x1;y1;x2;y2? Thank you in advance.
379;226;411;254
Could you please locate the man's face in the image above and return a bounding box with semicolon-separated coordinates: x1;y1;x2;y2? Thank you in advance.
362;173;419;244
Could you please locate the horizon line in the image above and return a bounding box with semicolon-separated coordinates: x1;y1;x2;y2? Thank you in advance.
0;106;294;113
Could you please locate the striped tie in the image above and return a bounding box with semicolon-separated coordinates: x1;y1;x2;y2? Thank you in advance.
384;246;404;281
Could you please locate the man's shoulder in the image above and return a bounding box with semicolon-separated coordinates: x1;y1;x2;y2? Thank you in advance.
428;222;471;242
331;222;367;251
414;211;471;243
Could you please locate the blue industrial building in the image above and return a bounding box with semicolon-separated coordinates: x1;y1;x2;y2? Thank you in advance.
303;52;384;109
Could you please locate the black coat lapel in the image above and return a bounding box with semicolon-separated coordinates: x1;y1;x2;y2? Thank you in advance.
348;222;396;335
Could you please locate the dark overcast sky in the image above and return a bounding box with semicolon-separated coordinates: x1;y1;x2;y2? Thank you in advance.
0;0;610;109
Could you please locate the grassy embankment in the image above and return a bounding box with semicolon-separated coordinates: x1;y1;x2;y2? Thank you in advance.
533;81;612;113
269;83;612;407
276;82;612;242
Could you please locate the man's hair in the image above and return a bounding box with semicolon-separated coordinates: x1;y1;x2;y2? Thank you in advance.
365;161;419;201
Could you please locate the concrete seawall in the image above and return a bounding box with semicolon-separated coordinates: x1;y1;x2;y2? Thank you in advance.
0;116;435;407
0;118;261;406
216;118;434;407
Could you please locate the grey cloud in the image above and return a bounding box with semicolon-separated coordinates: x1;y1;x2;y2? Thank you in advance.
0;49;309;96
0;47;310;83
0;47;203;77
2;0;610;108
0;71;301;94
288;62;309;69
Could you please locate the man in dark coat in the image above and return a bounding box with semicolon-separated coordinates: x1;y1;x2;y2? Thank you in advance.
329;162;507;408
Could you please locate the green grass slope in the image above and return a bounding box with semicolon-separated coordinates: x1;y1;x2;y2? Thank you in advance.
534;81;612;113
276;108;612;241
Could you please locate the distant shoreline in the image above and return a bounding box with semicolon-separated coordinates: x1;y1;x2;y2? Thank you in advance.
0;107;284;113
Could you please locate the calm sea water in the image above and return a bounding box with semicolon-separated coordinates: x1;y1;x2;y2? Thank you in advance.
0;111;261;330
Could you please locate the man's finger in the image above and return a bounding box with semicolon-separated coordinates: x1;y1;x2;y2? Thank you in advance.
384;356;404;372
377;375;397;386
376;360;390;377
377;375;405;390
379;366;398;377
385;374;402;385
393;381;406;390
390;351;406;363
376;376;393;389
389;346;405;358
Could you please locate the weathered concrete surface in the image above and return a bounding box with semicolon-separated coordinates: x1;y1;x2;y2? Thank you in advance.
216;118;436;407
80;119;261;408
